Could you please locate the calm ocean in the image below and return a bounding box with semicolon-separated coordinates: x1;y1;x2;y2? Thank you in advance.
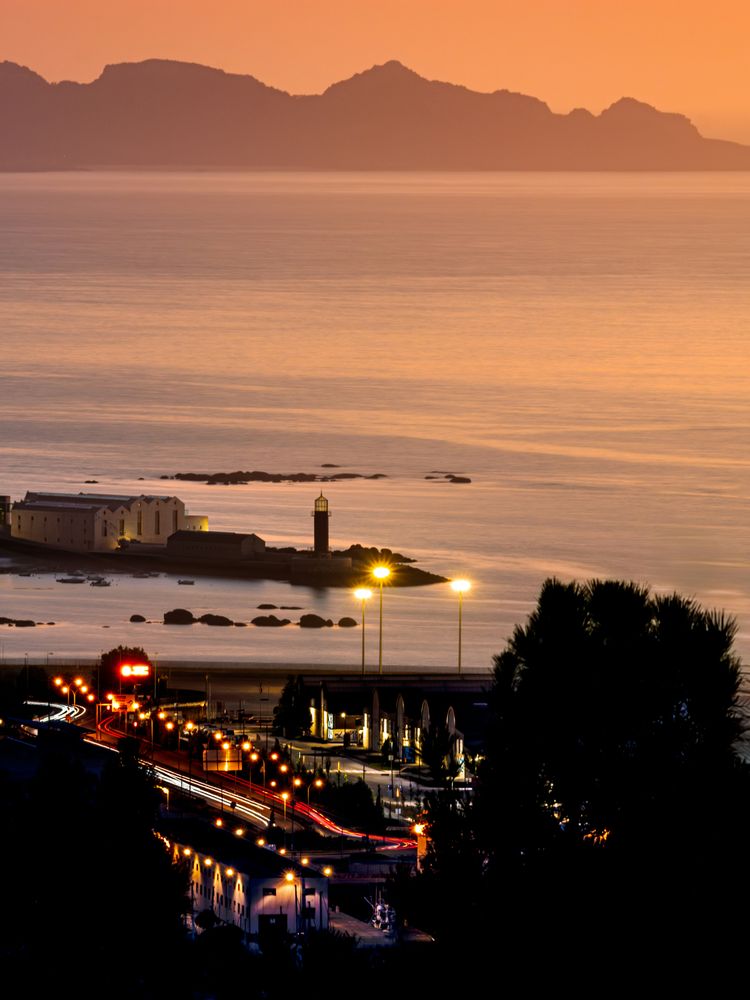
1;171;749;671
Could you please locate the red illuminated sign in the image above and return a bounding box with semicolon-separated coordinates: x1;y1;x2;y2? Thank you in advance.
120;663;151;678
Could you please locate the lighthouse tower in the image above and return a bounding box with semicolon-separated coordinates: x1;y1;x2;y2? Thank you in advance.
312;492;330;554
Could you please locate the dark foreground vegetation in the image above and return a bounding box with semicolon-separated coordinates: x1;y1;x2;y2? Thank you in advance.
401;579;750;987
1;577;748;995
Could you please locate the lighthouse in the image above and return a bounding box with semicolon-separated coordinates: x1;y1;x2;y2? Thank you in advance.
312;492;330;554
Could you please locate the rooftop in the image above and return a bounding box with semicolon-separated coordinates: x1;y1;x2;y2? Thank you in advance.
159;816;325;879
25;491;176;503
169;530;263;544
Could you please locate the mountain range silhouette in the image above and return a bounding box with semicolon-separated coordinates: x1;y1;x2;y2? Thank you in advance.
2;58;748;170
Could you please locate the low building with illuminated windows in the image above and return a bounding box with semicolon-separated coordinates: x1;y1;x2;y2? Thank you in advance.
162;819;329;944
8;491;207;553
303;675;491;781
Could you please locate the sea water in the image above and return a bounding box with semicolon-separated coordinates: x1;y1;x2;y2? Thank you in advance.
1;171;749;670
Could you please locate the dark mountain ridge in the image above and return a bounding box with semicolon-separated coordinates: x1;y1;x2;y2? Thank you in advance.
1;57;748;170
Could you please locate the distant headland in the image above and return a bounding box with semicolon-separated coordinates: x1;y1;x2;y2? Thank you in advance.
2;58;749;171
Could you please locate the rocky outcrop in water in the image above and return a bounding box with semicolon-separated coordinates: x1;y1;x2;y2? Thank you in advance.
300;613;334;628
164;608;196;625
164;469;388;484
252;614;291;627
427;471;472;483
198;613;233;626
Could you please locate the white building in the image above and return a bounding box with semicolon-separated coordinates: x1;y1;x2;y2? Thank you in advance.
10;491;208;553
166;827;329;943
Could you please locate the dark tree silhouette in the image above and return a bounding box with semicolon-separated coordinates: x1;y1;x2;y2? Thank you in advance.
470;577;750;980
97;644;152;696
272;675;311;737
318;777;384;832
405;578;750;985
481;578;747;859
417;721;461;787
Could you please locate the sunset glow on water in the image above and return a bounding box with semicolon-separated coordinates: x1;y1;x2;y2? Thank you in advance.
2;171;749;668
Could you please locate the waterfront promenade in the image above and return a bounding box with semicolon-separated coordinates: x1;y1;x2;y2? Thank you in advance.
2;656;493;721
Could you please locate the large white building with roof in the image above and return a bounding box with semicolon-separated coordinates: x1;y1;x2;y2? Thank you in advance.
10;491;208;552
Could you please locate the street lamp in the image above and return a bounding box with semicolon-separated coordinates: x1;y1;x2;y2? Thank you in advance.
371;566;391;675
353;588;372;675
450;579;471;674
54;674;88;715
307;777;324;804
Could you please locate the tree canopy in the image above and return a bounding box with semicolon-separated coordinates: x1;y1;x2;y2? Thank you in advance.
481;577;747;860
98;644;152;696
413;578;750;980
272;675;312;738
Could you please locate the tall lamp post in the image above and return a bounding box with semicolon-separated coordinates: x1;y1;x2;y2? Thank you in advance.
307;777;324;804
54;674;95;717
353;588;372;676
450;579;471;675
372;566;391;675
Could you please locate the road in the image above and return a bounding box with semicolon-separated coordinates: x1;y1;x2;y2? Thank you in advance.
94;711;415;850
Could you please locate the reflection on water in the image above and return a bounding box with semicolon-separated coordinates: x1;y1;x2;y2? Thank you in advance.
1;172;749;667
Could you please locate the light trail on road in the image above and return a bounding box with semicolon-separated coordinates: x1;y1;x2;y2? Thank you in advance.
96;712;415;849
152;764;270;827
26;700;86;723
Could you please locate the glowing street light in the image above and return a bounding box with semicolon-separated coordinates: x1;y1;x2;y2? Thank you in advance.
450;579;471;674
56;675;87;711
353;587;372;675
371;566;391;675
308;777;324;804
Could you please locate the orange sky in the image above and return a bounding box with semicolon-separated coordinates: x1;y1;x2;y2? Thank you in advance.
4;0;750;143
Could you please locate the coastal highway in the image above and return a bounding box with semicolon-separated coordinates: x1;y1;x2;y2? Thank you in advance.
95;712;415;851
